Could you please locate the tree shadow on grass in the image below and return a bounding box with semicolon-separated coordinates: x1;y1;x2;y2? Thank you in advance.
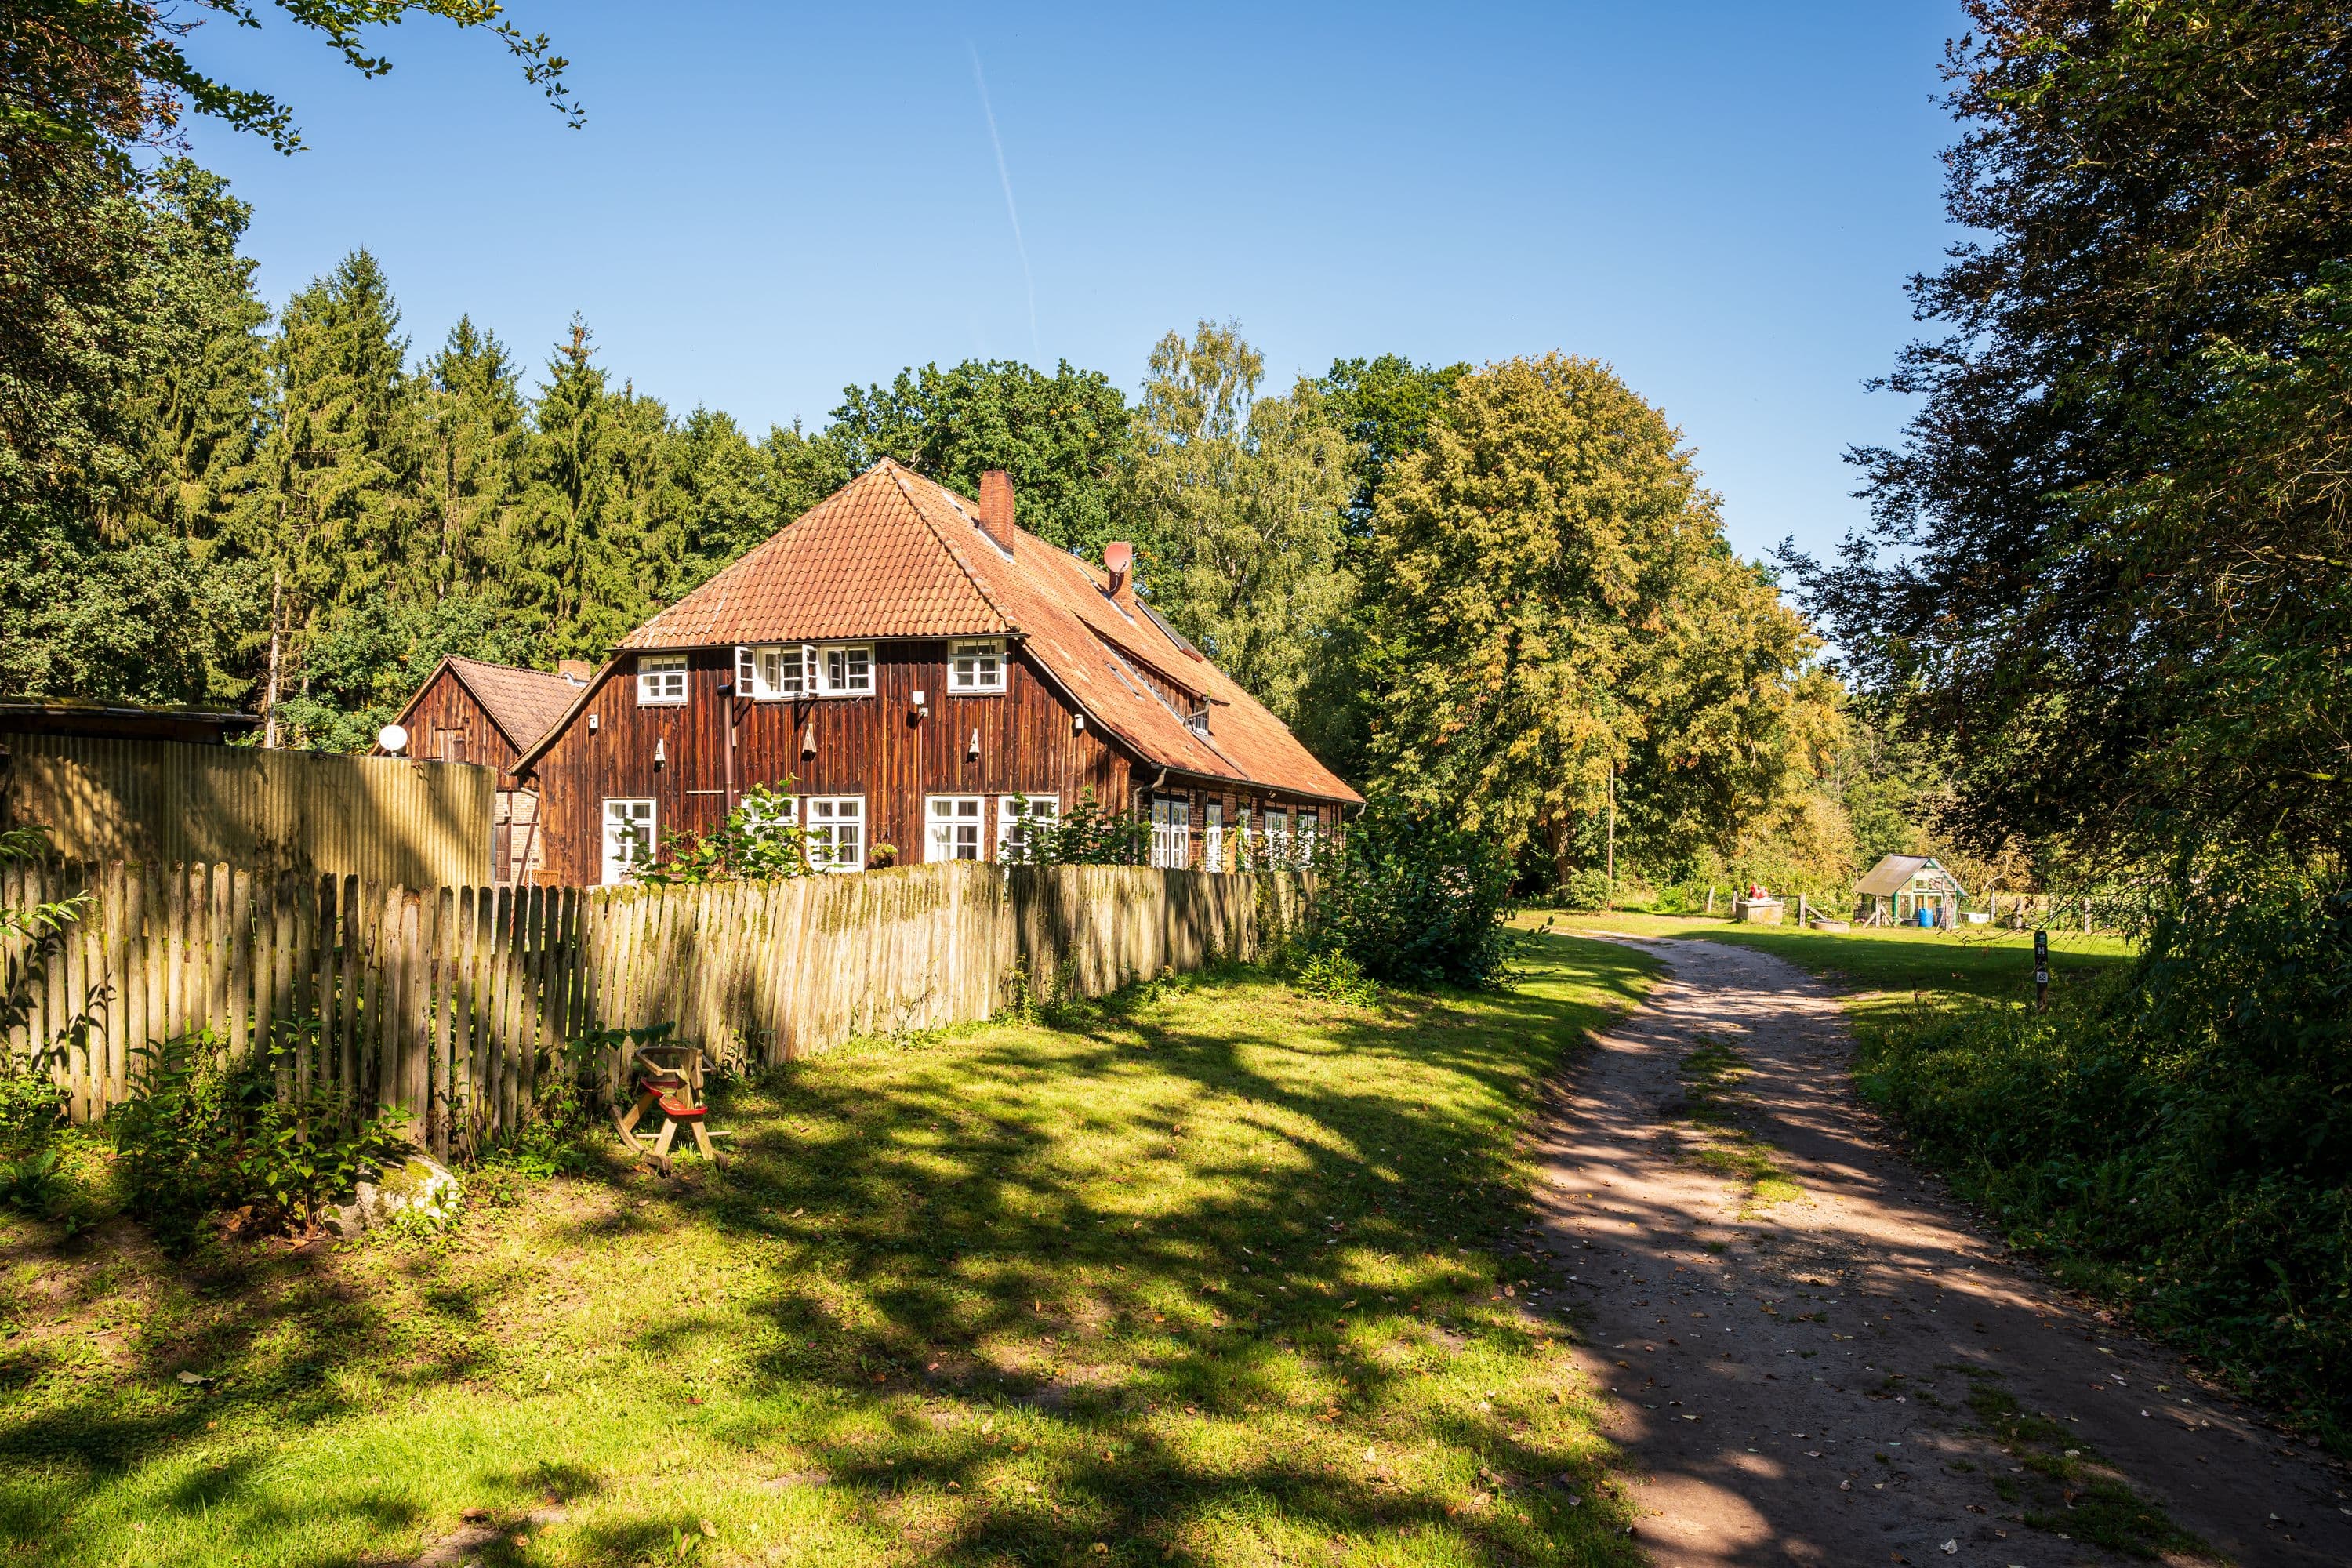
1;932;1655;1566
514;932;1660;1563
0;1150;581;1566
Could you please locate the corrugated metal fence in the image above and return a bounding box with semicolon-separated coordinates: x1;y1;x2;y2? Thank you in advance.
2;733;493;888
1;859;1309;1156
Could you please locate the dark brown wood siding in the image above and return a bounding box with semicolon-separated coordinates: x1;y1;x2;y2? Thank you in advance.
396;668;525;780
527;641;1138;885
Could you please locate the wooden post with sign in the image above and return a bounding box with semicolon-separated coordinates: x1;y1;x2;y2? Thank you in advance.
2034;928;2050;1012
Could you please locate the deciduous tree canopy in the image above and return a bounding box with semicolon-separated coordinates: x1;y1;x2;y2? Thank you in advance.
1795;0;2352;873
1364;353;1839;887
1122;322;1356;733
829;358;1130;558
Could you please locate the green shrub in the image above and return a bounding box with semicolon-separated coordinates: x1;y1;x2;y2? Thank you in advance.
1857;868;2352;1439
0;1146;67;1217
111;1019;411;1247
1289;946;1378;1005
0;1061;67;1150
1309;802;1515;989
1562;868;1613;911
635;782;820;884
1004;789;1149;866
474;1029;634;1192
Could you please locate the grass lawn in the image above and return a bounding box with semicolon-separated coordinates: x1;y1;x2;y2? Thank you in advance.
6;934;1659;1568
1521;909;2135;1014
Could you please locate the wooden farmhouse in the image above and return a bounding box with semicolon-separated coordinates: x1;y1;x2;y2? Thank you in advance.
379;655;590;884
512;461;1362;885
1856;853;1967;928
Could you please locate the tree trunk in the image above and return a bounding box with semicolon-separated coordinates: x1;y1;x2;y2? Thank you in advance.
261;565;285;750
1605;765;1617;907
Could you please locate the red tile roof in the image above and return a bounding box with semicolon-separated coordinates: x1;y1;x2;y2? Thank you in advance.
622;463;1010;647
401;655;585;753
595;460;1359;804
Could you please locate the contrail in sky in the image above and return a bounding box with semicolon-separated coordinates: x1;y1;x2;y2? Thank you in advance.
967;42;1040;358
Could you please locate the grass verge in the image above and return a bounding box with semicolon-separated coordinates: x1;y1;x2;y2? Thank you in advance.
1528;908;2134;1007
1965;1381;2204;1560
1;933;1657;1567
1670;1033;1800;1217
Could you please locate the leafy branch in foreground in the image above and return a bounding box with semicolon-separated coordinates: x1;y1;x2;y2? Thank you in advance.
4;1;581;159
0;827;104;1149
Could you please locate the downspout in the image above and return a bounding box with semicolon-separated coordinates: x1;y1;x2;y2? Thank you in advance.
725;688;739;815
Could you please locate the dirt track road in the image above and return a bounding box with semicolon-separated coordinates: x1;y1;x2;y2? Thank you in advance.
1527;935;2350;1566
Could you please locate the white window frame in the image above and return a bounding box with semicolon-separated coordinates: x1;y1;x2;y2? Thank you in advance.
1263;807;1291;869
996;793;1059;862
804;795;866;873
817;643;873;697
948;638;1007;694
736;644;810;702
635;652;688;706
601;797;656;885
1149;793;1191;870
1203;802;1225;873
924;794;986;862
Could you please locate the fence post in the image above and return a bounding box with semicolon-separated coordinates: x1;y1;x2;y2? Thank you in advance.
430;887;455;1156
362;884;390;1114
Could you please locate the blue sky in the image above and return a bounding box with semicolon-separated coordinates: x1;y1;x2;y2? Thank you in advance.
179;1;1965;564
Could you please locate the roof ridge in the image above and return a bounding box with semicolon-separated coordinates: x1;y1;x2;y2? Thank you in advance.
447;652;568;680
434;655;584;753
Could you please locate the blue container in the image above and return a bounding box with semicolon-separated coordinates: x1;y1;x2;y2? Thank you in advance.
1918;906;1934;928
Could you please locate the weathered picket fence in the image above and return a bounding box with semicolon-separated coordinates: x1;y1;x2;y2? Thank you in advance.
0;859;1308;1156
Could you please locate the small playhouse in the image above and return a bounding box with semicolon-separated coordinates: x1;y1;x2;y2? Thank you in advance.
1856;854;1967;928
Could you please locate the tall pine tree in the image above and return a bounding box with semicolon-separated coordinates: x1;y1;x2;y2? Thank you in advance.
514;320;659;660
422;315;528;599
234;249;425;744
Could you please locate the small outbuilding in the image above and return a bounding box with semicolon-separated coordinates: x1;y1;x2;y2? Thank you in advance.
379;656;590;884
1856;854;1967;928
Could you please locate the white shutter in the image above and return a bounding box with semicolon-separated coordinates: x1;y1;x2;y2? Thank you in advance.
736;644;755;694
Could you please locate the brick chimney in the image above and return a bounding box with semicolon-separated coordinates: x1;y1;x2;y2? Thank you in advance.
977;469;1016;556
1105;541;1137;616
557;659;593;684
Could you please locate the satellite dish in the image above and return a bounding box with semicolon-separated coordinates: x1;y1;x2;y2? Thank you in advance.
378;724;409;754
